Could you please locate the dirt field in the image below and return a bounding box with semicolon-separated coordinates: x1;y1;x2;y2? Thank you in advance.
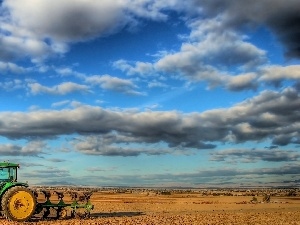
1;190;300;225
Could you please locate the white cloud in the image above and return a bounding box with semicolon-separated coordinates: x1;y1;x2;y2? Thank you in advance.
0;141;46;157
28;82;91;95
3;0;127;42
0;61;28;73
154;19;266;83
259;65;300;82
0;79;24;91
210;148;300;163
112;17;266;91
0;87;298;149
147;80;168;88
51;100;71;108
85;74;144;95
0;28;52;62
196;0;300;58
113;60;155;76
0;0;178;63
226;73;257;91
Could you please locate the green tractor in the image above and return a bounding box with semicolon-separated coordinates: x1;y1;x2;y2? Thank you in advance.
0;162;94;222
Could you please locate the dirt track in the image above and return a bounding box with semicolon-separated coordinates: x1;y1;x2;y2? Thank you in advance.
2;192;300;225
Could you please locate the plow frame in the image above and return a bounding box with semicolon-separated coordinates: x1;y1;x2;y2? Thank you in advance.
34;190;94;219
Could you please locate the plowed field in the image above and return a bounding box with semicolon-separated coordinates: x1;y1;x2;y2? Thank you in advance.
2;192;300;224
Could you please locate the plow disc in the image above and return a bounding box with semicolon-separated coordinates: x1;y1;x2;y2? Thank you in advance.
33;189;94;220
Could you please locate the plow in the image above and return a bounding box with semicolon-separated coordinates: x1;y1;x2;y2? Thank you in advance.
0;162;94;222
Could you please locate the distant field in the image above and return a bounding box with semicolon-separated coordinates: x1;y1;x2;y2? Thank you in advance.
2;189;300;224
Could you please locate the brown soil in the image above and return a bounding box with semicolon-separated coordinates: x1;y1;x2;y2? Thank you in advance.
2;192;300;224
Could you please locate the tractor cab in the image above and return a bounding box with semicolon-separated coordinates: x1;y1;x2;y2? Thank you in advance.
0;162;18;183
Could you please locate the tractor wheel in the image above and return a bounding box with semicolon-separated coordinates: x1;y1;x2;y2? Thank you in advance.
1;186;36;222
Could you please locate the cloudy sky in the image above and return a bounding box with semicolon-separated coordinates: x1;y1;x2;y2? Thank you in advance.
0;0;300;188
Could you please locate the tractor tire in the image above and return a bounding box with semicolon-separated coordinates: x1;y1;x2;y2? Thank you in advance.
1;186;36;222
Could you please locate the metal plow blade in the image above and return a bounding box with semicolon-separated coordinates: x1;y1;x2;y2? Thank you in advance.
33;189;94;220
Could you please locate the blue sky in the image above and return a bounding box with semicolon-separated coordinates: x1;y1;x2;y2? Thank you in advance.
0;0;300;187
